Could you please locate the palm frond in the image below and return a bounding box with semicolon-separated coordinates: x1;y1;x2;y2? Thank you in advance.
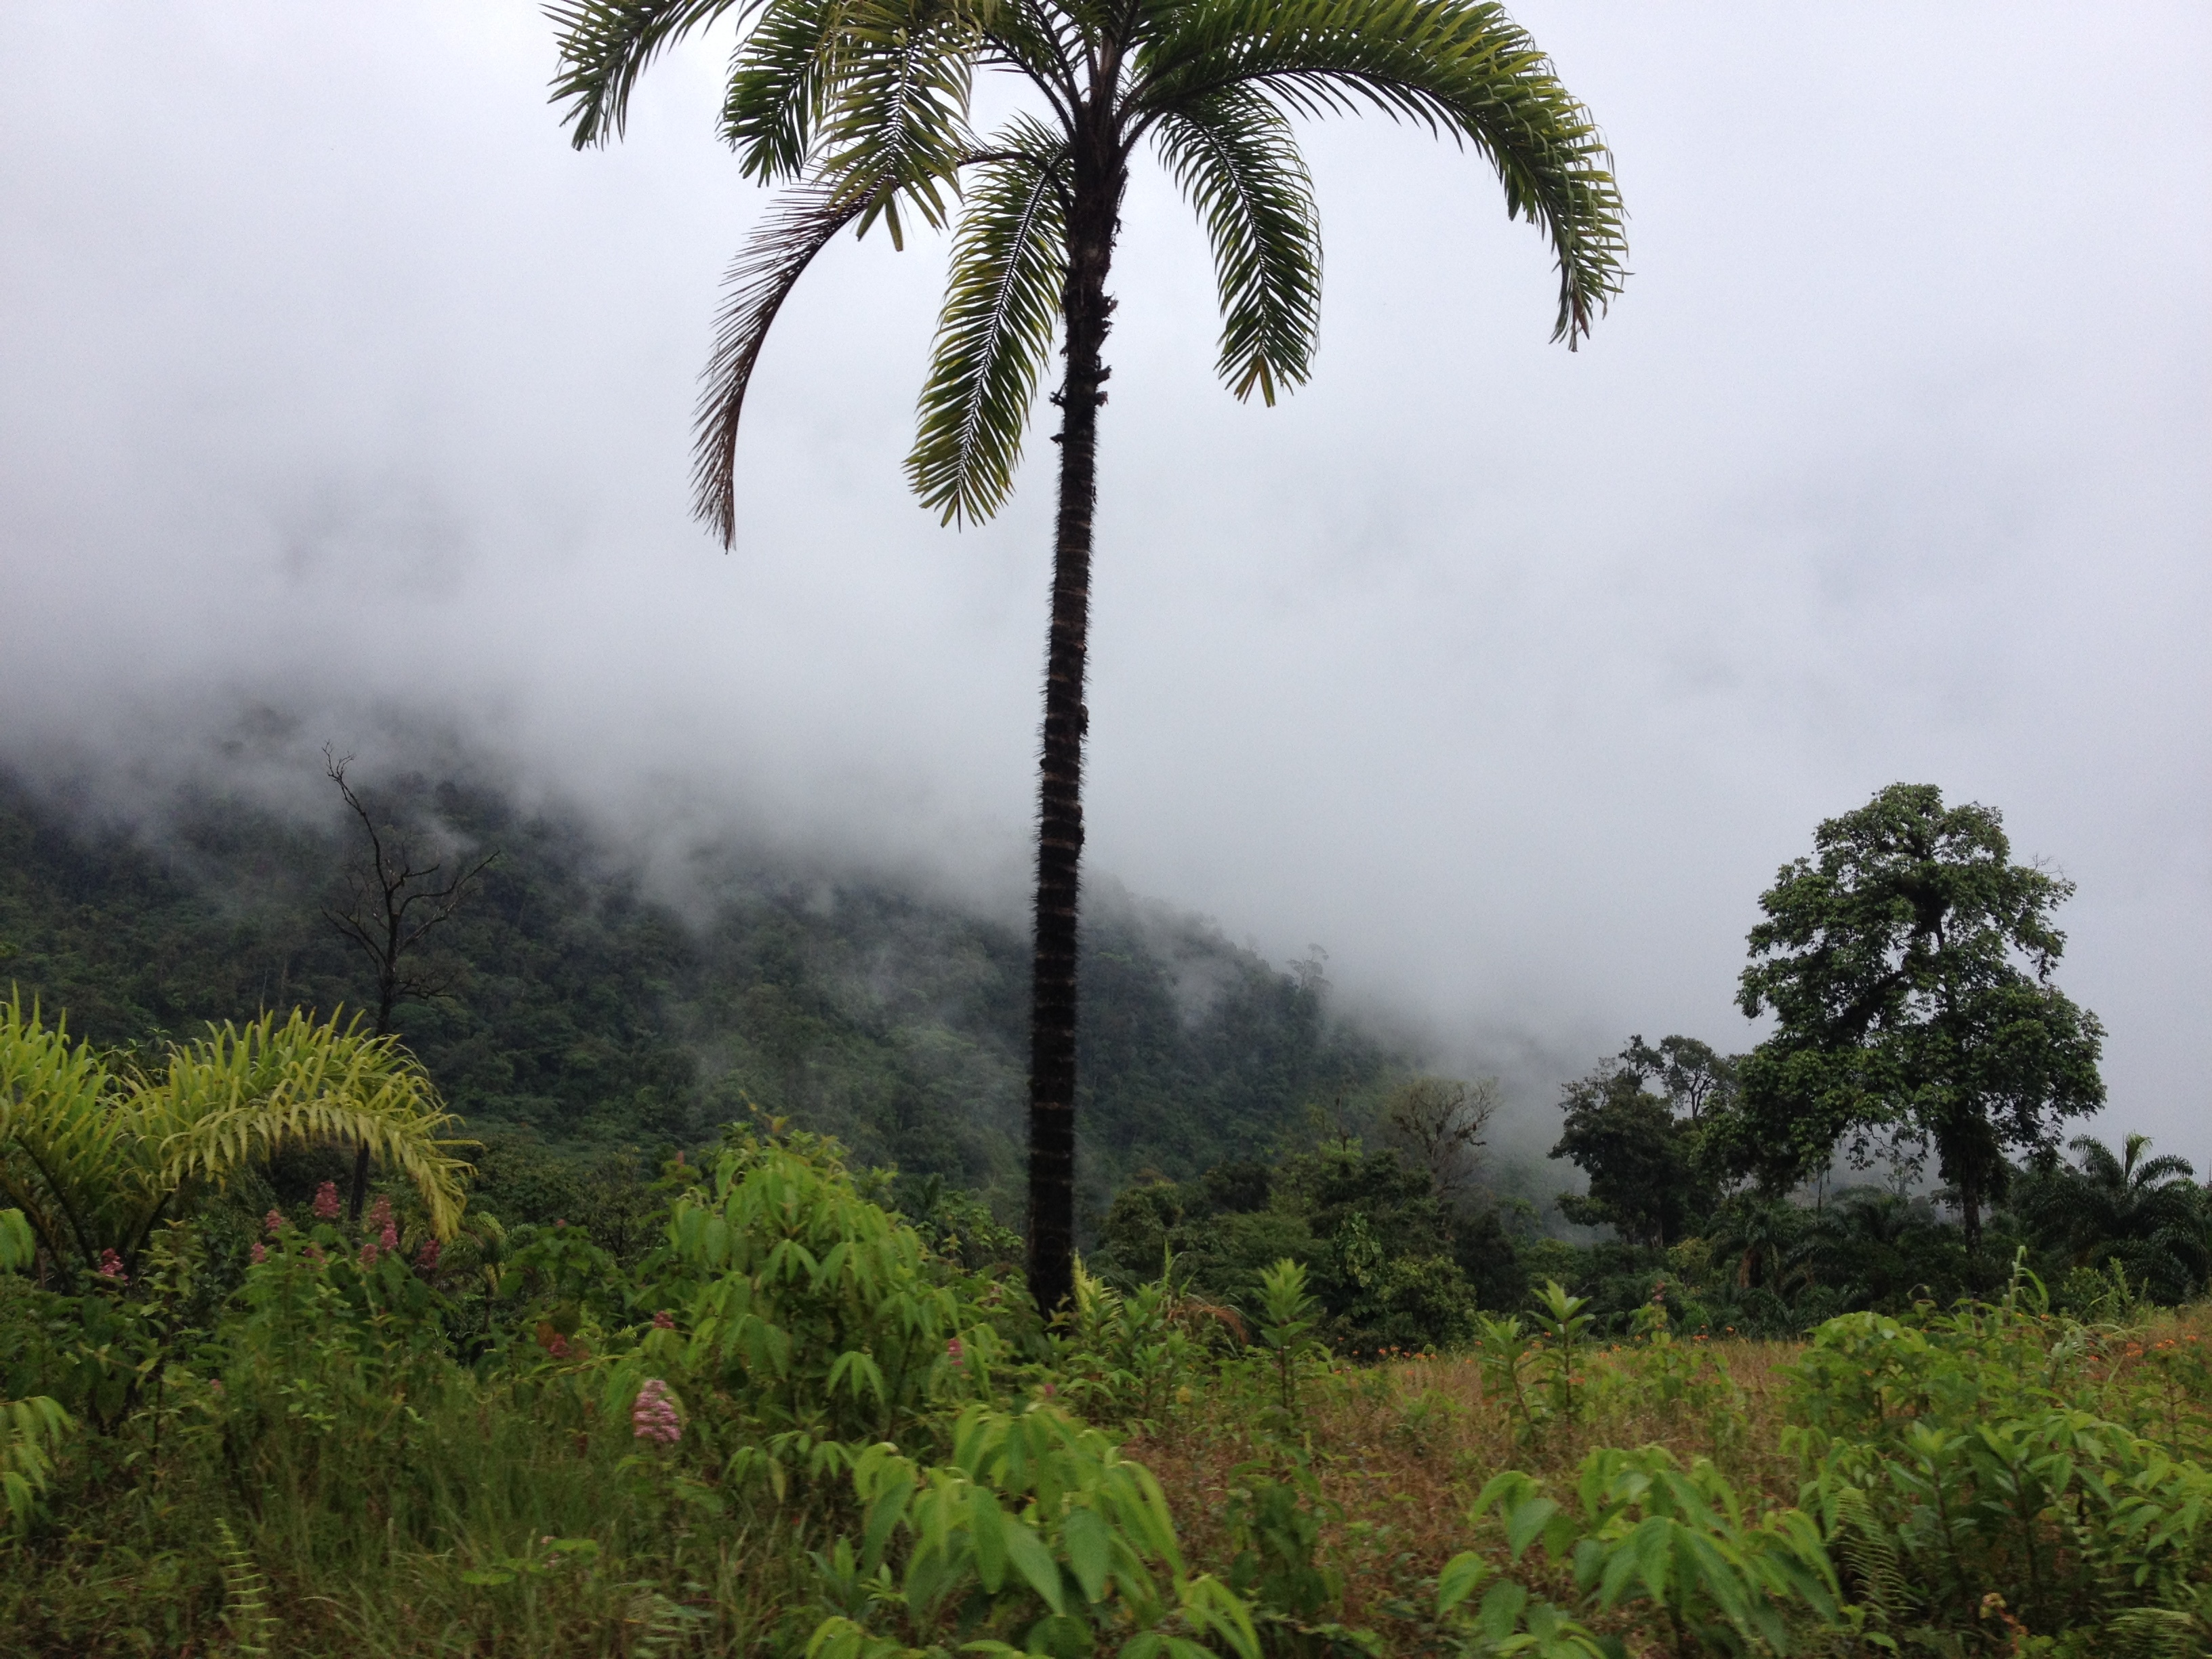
550;0;757;148
907;117;1070;525
2;1000;473;1269
976;0;1086;120
811;0;982;245
152;1010;473;1241
1132;0;1626;343
1153;88;1320;404
721;0;856;181
691;184;869;544
0;998;131;1269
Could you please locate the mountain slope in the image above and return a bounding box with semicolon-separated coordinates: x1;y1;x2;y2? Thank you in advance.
0;764;1403;1218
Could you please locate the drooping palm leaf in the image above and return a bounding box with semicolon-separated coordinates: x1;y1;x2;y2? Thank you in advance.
907;117;1070;523
1132;0;1626;341
1153;88;1321;404
0;1000;472;1278
691;183;869;544
0;1000;123;1268
811;0;981;243
551;0;758;147
151;1010;472;1241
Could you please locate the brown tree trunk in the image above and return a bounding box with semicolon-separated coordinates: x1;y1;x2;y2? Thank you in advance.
1026;151;1122;1319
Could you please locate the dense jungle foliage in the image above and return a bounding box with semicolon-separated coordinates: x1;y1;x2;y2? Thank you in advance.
3;1078;2209;1658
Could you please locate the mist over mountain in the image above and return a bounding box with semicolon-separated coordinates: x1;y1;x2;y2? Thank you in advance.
0;729;1435;1227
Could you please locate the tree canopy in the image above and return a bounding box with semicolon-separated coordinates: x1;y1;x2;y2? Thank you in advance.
1724;783;2105;1248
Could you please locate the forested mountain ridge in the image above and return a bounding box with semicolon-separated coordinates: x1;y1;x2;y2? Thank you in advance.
0;763;1402;1218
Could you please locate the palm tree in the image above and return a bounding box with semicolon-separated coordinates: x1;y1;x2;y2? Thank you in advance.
0;998;470;1286
550;0;1628;1311
2017;1132;2210;1304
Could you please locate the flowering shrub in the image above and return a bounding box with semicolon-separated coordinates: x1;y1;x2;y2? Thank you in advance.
632;1378;682;1444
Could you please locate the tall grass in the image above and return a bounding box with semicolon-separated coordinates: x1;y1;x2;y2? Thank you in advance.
1;1357;820;1657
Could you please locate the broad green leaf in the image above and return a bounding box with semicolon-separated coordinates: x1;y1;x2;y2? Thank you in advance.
1003;1517;1065;1614
1507;1494;1562;1561
1437;1549;1488;1614
967;1484;1010;1591
1063;1504;1112;1603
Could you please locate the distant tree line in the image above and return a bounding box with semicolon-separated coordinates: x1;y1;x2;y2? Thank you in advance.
1084;783;2201;1347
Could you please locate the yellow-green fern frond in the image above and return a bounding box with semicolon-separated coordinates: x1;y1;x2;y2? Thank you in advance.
152;1010;472;1239
1;1394;73;1534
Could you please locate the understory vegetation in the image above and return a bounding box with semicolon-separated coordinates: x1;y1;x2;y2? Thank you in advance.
5;1084;2209;1657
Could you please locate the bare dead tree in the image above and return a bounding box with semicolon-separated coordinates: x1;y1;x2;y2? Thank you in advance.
1385;1076;1500;1211
323;745;496;1221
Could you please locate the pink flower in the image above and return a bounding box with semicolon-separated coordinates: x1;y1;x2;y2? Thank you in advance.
360;1242;380;1267
264;1209;287;1234
652;1309;676;1331
97;1248;128;1284
415;1239;441;1272
251;1242;268;1265
380;1220;399;1251
947;1336;965;1368
632;1379;682;1445
312;1181;341;1221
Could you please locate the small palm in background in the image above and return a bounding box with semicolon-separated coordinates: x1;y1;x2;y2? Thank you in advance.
2017;1132;2211;1305
548;0;1628;1313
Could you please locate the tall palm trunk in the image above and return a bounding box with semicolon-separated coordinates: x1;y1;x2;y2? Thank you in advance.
1026;138;1123;1317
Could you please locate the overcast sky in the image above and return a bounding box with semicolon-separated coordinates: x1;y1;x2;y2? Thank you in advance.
3;3;2207;1159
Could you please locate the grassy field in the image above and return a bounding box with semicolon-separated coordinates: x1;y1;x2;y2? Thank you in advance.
1132;1305;2212;1654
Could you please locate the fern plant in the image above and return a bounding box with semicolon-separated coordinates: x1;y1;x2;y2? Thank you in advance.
213;1519;276;1658
0;998;470;1286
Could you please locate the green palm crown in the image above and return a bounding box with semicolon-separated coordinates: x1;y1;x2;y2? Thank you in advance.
550;0;1627;537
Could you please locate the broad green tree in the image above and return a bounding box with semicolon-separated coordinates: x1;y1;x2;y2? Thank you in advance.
1549;1052;1715;1248
549;0;1627;1311
1726;783;2105;1250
